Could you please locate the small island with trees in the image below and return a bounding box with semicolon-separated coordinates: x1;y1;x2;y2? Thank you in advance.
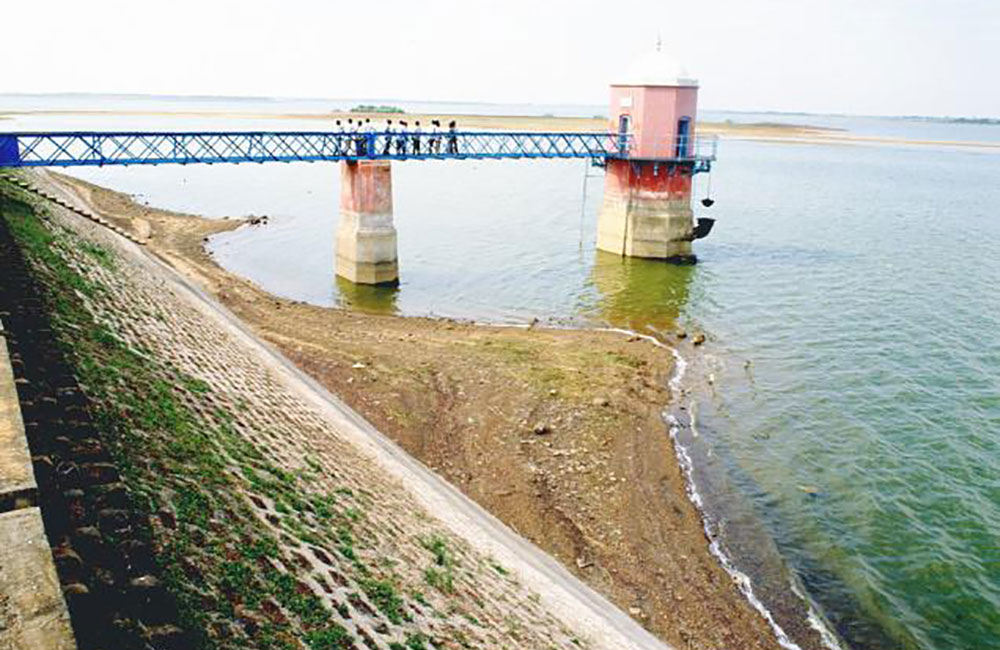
350;104;405;114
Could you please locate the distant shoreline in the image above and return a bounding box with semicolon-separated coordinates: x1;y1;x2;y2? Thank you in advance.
4;108;999;152
2;93;996;124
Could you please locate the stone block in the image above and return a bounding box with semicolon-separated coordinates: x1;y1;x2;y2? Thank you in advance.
0;508;77;649
0;333;37;511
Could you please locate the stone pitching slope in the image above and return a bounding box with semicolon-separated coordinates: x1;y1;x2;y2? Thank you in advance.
1;173;624;650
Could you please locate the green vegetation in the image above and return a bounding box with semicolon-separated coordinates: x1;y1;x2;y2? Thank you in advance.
405;632;431;650
420;535;451;567
303;624;353;650
420;534;456;594
387;632;430;650
607;350;644;369
80;240;116;269
482;338;540;363
358;576;407;624
423;566;455;595
179;374;211;393
337;524;357;561
350;104;405;114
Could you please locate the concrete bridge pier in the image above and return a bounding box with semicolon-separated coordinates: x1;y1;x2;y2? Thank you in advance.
596;160;695;263
336;160;399;285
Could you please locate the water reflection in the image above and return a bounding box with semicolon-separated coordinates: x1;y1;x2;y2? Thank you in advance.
586;250;694;336
335;276;399;315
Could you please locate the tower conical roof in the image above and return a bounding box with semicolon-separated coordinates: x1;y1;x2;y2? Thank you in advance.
614;40;698;87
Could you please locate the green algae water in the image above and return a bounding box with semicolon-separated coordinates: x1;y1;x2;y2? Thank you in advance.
6;100;999;649
677;140;1000;650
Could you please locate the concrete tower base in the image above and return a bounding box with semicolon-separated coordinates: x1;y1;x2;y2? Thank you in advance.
336;161;399;285
596;160;695;263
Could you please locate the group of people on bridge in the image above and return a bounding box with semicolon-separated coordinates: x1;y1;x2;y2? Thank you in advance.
335;118;459;158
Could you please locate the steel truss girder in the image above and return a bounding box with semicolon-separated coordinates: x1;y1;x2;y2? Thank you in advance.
0;131;715;172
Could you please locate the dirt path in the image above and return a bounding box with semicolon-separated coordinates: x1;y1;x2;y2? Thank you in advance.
37;169;800;650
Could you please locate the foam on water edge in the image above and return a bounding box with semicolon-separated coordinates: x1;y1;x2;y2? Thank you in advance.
601;327;846;650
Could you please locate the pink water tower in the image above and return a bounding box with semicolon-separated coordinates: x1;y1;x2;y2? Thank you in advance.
596;41;714;262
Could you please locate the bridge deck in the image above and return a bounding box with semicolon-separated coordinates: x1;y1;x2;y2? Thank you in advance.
0;131;715;171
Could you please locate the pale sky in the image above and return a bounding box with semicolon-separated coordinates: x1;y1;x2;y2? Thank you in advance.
3;0;998;117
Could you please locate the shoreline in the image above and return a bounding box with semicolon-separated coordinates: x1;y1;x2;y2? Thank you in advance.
610;327;846;650
664;350;845;650
28;167;826;649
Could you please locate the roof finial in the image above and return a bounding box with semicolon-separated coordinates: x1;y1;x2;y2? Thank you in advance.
656;33;662;52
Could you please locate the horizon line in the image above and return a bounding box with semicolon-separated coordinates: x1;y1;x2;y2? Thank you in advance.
0;91;997;123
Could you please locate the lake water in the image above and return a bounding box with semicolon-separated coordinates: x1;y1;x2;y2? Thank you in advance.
3;96;998;650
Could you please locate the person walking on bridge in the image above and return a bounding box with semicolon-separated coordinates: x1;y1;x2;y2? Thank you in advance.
447;120;459;155
344;118;355;156
365;119;376;157
412;121;422;155
396;121;408;155
383;119;394;155
356;118;371;157
349;118;361;156
334;119;344;155
429;120;440;154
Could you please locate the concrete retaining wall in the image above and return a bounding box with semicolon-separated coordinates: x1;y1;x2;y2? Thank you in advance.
0;318;36;511
0;322;76;649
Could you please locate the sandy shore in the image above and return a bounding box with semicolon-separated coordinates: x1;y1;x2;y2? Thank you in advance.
28;169;836;650
1;106;824;136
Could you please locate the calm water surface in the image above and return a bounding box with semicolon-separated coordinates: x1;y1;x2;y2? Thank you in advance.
4;99;998;650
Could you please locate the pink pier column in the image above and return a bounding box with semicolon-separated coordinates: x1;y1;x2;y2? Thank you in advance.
336;160;399;285
596;44;701;262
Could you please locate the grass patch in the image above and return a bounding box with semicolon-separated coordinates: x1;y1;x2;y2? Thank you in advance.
420;535;451;567
358;576;407;624
267;569;333;628
80;240;116;269
482;339;540;363
404;633;431;650
607;350;644;369
423;566;455;594
304;624;353;650
179;373;211;394
336;525;357;561
421;534;456;594
174;486;212;529
311;494;336;521
220;560;260;606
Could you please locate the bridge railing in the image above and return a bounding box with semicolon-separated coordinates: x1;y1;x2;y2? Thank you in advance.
0;131;715;169
0;131;623;167
677;135;718;162
606;134;718;161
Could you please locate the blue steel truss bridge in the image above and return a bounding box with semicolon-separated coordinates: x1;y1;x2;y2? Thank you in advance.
0;131;716;172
